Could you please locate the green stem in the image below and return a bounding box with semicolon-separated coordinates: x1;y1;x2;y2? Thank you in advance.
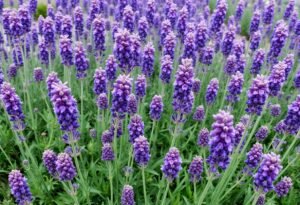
197;175;213;205
149;121;156;146
80;80;84;133
161;182;169;205
282;135;298;162
193;182;197;204
0;144;14;167
142;167;148;205
68;181;80;205
108;162;114;204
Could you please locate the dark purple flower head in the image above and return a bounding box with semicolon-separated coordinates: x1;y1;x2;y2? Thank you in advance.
0;82;25;131
235;0;244;22
224;55;237;75
101;143;115;161
262;0;275;25
193;105;205;122
251;49;265;75
274;120;286;134
163;31;176;60
166;3;177;28
133;135;150;166
142;42;155;77
18;5;31;34
192;78;201;94
283;95;300;134
114;29;132;73
256;195;265;205
121;185;135;205
33;67;44;82
268;20;288;61
209;0;227;33
283;54;294;80
97;93;108;110
270;104;281;117
200;45;214;65
197;128;209;147
188;156;203;183
93;68;107;95
101;130;113;143
138;16;149;41
254;152;282;193
92;14;106;55
172;59;194;114
74;6;84;39
123;5;134;33
9;11;24;39
275;176;293;197
3;9;11;35
135;74;146;100
245;143;263;169
127;94;137;115
149;95;163;121
206;78;219;105
128;114;144;144
38;38;49;65
221;25;236;56
43;17;55;46
74;41;89;79
284;0;295;20
195;20;208;51
234;122;245;146
288;10;298;32
12;46;23;67
255;126;269;141
208;110;235;172
294;69;300;89
161;147;182;182
9;170;32;205
250;10;260;34
227;71;244;103
7;64;19;79
61;15;73;39
59;35;73;67
42;149;57;177
56;153;77;181
29;0;37;15
160;55;173;84
130;33;142;68
50;82;79;132
231;39;245;59
105;55;118;82
246;75;269;115
182;32;196;64
177;6;188;42
160;19;172;47
146;0;155;26
268;61;286;96
250;31;261;52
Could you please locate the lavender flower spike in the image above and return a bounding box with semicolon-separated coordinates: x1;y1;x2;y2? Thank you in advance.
149;95;164;121
193;105;205;122
33;67;44;82
283;95;300;134
160;55;173;84
142;42;155;77
55;153;77;181
42;149;57;177
101;143;115;161
9;170;32;205
133;135;150;166
245;143;263;169
74;41;89;79
251;49;265;75
59;35;73;67
188;156;203;183
268;20;288;61
206;78;219;105
121;185;135;205
135;75;146;100
93;68;107;95
226;71;244;103
275;177;293;197
268;61;286;97
209;0;228;34
255;126;269;141
161;147;182;182
128;114;144;144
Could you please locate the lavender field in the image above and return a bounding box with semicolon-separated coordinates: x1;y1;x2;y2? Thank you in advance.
0;0;299;204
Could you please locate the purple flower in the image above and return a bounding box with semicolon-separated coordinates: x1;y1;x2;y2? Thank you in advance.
172;59;194;114
221;25;236;56
38;38;49;65
188;156;203;183
283;95;300;134
255;126;269;141
7;64;19;79
268;61;286;96
133;135;150;166
193;105;205;122
294;69;300;88
9;170;32;205
262;0;275;25
163;31;176;60
93;68;107;95
167;3;177;28
138;16;149;41
161;147;182;182
245;143;263;169
56;153;77;181
55;11;63;36
283;54;294;80
0;82;25;131
74;6;84;39
149;95;163;121
123;5;134;33
208;110;235;172
130;33;142;68
3;9;11;35
160;19;172;47
12;46;23;67
42;149;57;177
268;20;288;61
18;5;31;34
92;15;106;56
59;35;73;67
246;75;269;115
74;42;89;79
46;72;61;97
42;17;55;46
226;71;244;103
195;20;208;51
224;55;237;75
234;122;245;146
251;49;265;75
33;67;44;82
121;185;135;205
274;120;286;134
284;0;295;21
236;54;246;72
270;104;281;117
288;11;298;32
231;39;245;59
97;93;108;110
101;143;115;161
146;0;155;26
87;0;99;28
128;114;144;144
29;0;37;15
192;78;201;94
250;31;261;52
50;82;79;132
182;32;196;64
105;55;118;82
127;94;137;115
249;10;260;34
275;176;293;197
9;11;24;39
254;152;282;193
235;0;244;22
114;29;132;73
209;0;227;33
197;128;209;147
206;78;219;105
200;45;214;65
142;42;155;77
160;55;173;84
135;74;146;100
177;6;188;42
61;15;73;39
101;130;113;143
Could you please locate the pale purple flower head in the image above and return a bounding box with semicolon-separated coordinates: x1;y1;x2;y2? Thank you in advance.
135;74;146;100
92;14;106;55
250;31;261;52
270;104;281;117
93;68;107;95
59;35;73;67
226;71;244;103
9;170;32;205
268;20;288;61
193;105;205;122
283;95;300;134
161;147;182;182
160;55;173;84
200;45;214;65
251;49;265;75
56;153;77;181
146;0;155;26
188;156;203;183
74;41;89;79
97;93;108;110
150;95;163;121
197;128;209;147
123;5;134;32
61;15;73;39
206;78;219;105
283;0;295;21
275;176;293;197
142;42;155;77
195;20;208;51
42;149;57;177
101;143;115;161
133;135;150;166
221;25;236;56
163;31;176;60
121;185;135;205
268;61;286;96
282;54;294;80
114;29;132;73
245;143;263;169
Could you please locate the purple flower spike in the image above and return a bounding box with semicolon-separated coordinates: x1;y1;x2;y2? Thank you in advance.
138;16;149;41
192;78;201;94
161;147;182;182
250;31;261;52
101;143;115;161
208;110;235;172
39;39;49;65
9;11;24;39
74;7;84;39
284;0;295;21
61;15;73;39
206;78;219;105
18;5;31;34
193;105;205;122
163;31;176;60
74;42;89;79
121;185;135;205
224;55;237;75
101;130;113;143
235;0;244;22
268;21;288;61
142;42;155;77
177;6;188;42
123;5;134;33
226;71;244;103
128;114;144;144
294;70;300;89
160;55;173;84
133;135;150;166
50;82;79;132
46;72;61;97
197;128;209;147
33;67;44;82
105;55;117;82
150;95;163;121
92;15;106;56
270;104;281;117
262;0;275;25
275;176;293;197
29;0;37;15
245;143;263;169
43;17;55;46
221;25;236;56
130;33;142;68
209;0;227;33
55;12;63;36
246;75;269;115
182;32;196;64
282;54;294;80
254;152;282;193
172;59;194;114
9;170;32;205
114;29;132;73
200;45;214;65
127;94;138;115
188;156;203;183
160;19;172;47
251;49;265;75
268;61;286;96
250;10;260;34
283;95;300;134
146;0;155;26
111;74;132;119
7;64;19;79
56;153;77;181
135;75;146;100
234;122;245;146
59;35;73;67
0;83;25;131
42;149;57;177
288;11;298;32
195;20;208;51
255;126;269;141
97;93;108;110
93;68;107;95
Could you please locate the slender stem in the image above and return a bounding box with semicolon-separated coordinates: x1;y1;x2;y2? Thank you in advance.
161;182;169;205
68;181;80;205
197;175;212;205
149;121;156;146
142;167;148;205
80;80;84;133
0;144;14;167
193;182;197;203
108;162;114;204
282;135;298;162
251;192;260;205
